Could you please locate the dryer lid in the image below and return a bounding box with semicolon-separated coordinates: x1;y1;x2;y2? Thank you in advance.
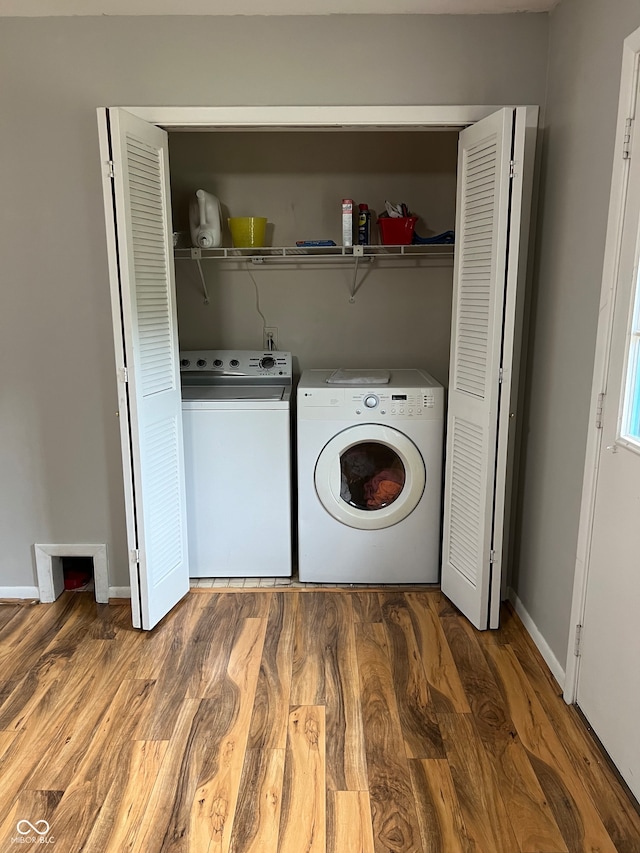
326;369;391;385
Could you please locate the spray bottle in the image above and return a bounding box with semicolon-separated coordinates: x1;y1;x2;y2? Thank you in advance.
358;203;371;245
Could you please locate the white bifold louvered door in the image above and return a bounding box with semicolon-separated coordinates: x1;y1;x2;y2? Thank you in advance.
102;108;189;630
442;107;533;630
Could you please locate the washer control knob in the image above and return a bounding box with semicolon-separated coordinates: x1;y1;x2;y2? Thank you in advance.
260;356;276;370
364;394;379;409
213;359;223;367
197;359;207;367
230;359;240;367
180;359;190;367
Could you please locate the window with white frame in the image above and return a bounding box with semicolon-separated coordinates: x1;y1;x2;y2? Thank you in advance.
622;260;640;443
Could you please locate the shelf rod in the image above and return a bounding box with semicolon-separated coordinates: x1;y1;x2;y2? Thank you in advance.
248;255;376;266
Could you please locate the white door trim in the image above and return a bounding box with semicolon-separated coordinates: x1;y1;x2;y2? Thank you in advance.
34;543;109;604
565;25;640;703
118;105;504;129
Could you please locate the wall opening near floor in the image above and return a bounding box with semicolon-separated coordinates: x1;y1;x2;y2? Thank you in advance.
34;543;109;604
61;556;94;593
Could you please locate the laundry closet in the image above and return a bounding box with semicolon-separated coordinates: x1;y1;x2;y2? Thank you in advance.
99;105;536;632
168;129;458;384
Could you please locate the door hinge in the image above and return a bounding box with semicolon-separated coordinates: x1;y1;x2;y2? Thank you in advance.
107;159;115;179
623;118;634;159
574;623;583;657
130;548;140;564
119;366;129;384
595;391;605;429
509;159;515;179
498;367;504;384
489;549;497;564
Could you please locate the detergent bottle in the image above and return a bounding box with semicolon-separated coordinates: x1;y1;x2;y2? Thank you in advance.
189;189;222;248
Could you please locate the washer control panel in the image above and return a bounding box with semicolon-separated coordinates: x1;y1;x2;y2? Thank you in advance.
180;350;292;379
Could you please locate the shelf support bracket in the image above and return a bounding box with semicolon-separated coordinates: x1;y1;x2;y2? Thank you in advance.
192;254;210;305
350;246;365;303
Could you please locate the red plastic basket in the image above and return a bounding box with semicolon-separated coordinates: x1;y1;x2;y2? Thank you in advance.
377;216;418;246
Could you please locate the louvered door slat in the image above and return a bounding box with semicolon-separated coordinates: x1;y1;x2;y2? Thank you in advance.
125;132;175;402
109;108;189;630
442;108;515;630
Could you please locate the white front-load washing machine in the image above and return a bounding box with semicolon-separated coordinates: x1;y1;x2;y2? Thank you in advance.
297;368;444;583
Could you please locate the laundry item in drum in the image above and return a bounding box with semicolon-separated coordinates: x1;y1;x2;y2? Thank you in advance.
340;443;406;509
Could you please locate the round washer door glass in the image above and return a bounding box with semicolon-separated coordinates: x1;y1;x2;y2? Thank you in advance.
314;424;426;530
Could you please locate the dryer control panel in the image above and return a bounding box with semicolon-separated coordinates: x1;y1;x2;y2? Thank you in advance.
298;386;443;421
350;389;436;418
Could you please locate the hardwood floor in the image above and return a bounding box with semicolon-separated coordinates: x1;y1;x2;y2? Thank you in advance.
0;590;638;852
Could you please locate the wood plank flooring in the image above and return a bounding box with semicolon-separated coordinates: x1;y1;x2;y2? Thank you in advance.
0;590;638;852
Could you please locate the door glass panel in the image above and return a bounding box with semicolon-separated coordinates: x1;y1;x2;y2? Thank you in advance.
623;265;640;443
340;442;406;510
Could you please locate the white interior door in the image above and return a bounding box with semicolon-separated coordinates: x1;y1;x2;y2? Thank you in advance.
442;107;536;630
99;107;189;630
576;75;640;801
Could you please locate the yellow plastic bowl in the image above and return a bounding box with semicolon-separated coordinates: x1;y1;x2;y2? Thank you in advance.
228;216;267;248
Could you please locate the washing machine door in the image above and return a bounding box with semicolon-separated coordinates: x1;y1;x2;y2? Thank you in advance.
314;424;426;530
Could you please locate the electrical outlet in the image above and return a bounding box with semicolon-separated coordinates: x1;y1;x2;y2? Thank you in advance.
263;326;278;351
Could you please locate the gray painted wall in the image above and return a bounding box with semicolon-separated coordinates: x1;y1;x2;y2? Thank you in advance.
0;14;548;589
512;0;640;668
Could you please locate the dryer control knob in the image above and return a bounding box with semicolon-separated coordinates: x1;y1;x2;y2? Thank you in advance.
364;395;379;409
260;356;276;370
197;359;207;367
180;359;190;367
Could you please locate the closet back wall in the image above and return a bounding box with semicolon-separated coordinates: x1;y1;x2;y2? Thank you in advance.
171;131;457;383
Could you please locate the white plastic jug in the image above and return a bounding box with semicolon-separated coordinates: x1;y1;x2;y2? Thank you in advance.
189;189;222;249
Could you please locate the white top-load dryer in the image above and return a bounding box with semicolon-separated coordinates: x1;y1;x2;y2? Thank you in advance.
297;368;444;584
181;350;292;578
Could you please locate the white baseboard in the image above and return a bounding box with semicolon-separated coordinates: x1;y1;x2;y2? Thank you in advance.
508;588;566;689
0;586;39;599
1;584;131;602
109;586;131;599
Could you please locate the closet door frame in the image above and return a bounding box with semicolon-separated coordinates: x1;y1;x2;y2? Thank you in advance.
123;105;503;129
99;102;538;628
